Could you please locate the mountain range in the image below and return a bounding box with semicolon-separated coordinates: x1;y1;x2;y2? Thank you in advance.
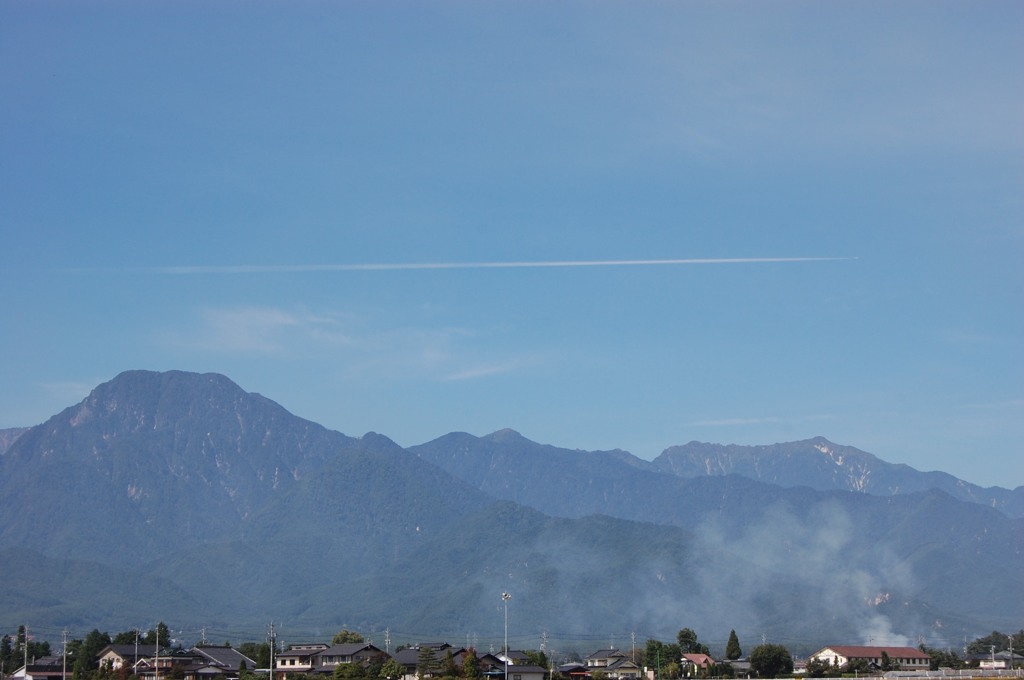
1;370;1021;655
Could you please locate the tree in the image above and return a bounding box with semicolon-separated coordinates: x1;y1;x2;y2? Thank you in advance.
143;623;171;648
967;630;1024;656
335;664;368;680
725;631;742;661
365;658;385;680
14;626;51;663
417;646;439;680
441;650;458;678
880;651;892;671
381;659;405;680
677;629;708;655
1;636;14;674
524;651;548;670
841;659;870;675
461;649;481;680
332;631;366;645
645;639;682;677
70;629;112;679
803;658;837;677
919;646;963;671
748;644;793;679
237;643;272;670
112;631;141;646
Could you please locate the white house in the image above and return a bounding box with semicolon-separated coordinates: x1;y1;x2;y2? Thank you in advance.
808;646;930;670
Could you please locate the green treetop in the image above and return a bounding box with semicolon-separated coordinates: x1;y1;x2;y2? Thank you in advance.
725;631;742;661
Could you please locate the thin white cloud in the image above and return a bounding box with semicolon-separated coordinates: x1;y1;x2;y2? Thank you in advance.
150;256;853;275
166;305;535;382
168;306;351;355
442;359;532;382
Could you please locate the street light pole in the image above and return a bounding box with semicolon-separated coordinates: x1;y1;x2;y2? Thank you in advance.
502;592;512;680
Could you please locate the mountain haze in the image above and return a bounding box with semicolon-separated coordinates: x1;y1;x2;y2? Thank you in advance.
411;430;1024;638
1;370;1021;652
653;438;1024;518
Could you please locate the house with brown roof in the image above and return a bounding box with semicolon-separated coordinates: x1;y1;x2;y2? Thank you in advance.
680;654;715;676
808;646;930;671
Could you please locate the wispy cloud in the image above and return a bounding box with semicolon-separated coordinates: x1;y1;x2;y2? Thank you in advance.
441;359;535;382
165;305;534;382
166;306;351;355
148;256;854;275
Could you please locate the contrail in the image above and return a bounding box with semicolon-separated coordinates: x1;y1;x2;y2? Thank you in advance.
154;257;854;274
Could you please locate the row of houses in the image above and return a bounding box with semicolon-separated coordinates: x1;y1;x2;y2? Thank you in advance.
10;645;258;680
274;642;546;680
245;643;710;680
11;640;1018;680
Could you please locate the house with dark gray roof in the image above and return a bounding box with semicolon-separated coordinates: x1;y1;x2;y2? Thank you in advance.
8;656;65;680
312;643;387;673
583;650;640;680
190;646;256;674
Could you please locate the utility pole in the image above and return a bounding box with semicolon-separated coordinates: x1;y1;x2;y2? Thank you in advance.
502;593;512;680
155;624;160;680
268;623;277;680
62;630;68;680
385;629;391;655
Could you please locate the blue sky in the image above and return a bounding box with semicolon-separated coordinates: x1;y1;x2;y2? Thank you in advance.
1;1;1021;488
